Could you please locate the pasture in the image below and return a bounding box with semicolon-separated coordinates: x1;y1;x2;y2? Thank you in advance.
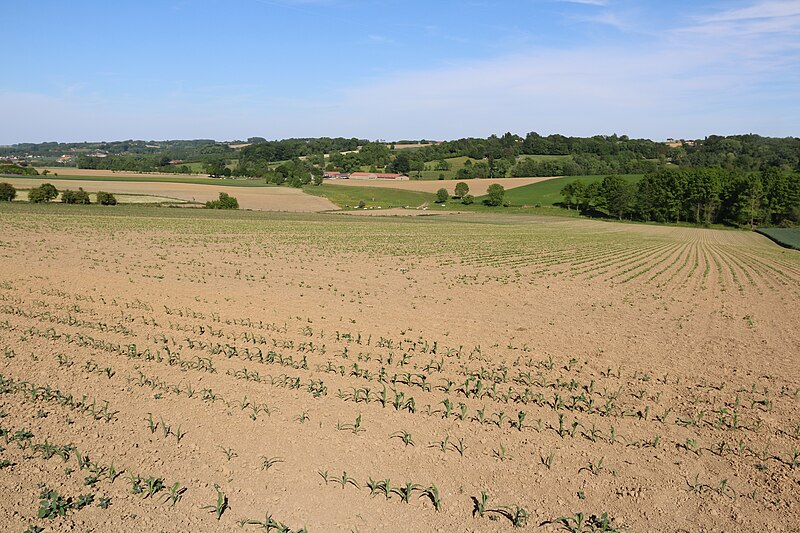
0;204;797;532
503;175;643;207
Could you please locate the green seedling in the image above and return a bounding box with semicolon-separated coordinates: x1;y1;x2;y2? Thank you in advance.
451;437;467;457
580;458;605;476
493;443;510;461
38;487;70;519
392;482;421;503
472;491;489;517
219;446;237;461
143;477;165;498
390;430;415;447
541;450;555;469
499;505;529;528
261;456;284;471
335;471;359;490
420;485;442;511
545;511;622;532
202;484;228;520
145;413;158;434
161;482;187;507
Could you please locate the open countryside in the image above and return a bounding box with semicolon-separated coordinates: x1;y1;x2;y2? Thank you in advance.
3;1;800;531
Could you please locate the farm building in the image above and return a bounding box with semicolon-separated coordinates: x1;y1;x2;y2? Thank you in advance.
349;172;409;180
323;171;349;179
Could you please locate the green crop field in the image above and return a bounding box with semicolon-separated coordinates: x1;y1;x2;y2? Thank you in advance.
756;227;800;250
303;184;434;209
500;174;643;206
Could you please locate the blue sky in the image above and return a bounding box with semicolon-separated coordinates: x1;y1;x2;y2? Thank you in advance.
3;0;799;143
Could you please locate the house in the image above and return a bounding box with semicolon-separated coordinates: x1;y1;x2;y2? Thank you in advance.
349;172;409;181
323;171;349;179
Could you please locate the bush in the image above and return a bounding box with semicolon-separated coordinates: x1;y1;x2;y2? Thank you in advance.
357;199;366;209
484;184;505;206
28;183;59;203
0;182;16;201
0;164;38;176
435;188;448;203
461;194;474;205
96;191;117;205
62;188;90;204
205;192;239;209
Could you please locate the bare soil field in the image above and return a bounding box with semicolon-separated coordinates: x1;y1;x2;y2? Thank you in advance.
38;168;210;179
327;177;556;196
3;178;337;212
0;205;798;532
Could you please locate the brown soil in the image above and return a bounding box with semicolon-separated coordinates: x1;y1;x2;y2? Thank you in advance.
38;167;211;179
0;209;797;532
3;178;337;212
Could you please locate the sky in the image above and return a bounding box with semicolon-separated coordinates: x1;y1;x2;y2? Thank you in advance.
3;0;800;144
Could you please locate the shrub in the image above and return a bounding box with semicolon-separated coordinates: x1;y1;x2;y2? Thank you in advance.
484;184;505;206
96;191;117;205
205;192;239;209
357;199;366;208
462;194;474;205
0;164;38;176
28;183;59;203
435;188;448;203
62;188;90;204
0;182;16;201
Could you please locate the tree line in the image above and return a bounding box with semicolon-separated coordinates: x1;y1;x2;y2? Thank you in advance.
560;167;800;227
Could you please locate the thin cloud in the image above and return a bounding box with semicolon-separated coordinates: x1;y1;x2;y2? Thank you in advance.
704;0;800;22
557;0;609;5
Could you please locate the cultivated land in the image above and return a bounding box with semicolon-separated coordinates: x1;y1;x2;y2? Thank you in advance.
325;176;555;196
0;204;798;532
2;178;337;212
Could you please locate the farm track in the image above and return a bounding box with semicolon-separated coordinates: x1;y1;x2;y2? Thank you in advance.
0;207;798;532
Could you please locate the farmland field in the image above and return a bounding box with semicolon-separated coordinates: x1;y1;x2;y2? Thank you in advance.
756;227;800;250
503;175;643;207
0;204;798;532
2;178;336;212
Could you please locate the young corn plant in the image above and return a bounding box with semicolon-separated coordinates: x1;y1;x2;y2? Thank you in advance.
546;511;622;532
390;430;415;447
143;477;165;499
261;456;284;471
161;482;187;508
579;458;605;476
392;482;421;503
219;446;238;461
420;485;442;511
498;505;529;528
332;471;359;490
541;450;555;469
472;491;489;518
202;484;228;520
493;443;510;462
451;437;467;457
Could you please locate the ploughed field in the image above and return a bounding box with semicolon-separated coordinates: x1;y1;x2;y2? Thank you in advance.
0;204;798;532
